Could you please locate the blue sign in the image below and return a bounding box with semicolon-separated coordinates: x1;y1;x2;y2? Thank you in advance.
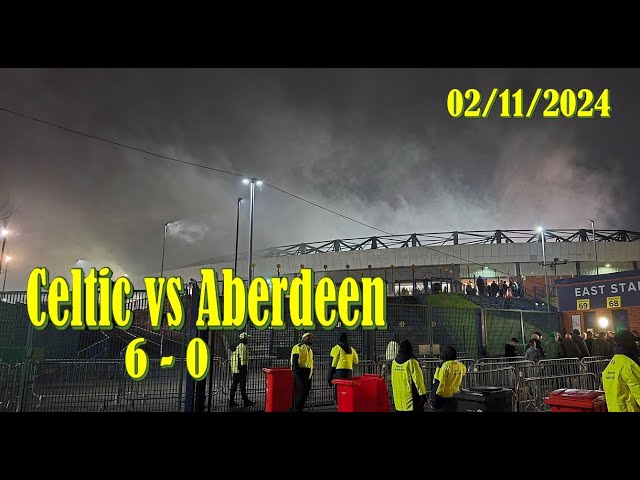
556;270;640;311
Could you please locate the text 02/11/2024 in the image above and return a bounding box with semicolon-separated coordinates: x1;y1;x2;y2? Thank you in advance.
447;88;611;119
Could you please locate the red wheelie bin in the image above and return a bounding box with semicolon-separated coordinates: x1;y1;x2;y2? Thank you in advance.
543;388;607;412
263;368;294;412
332;374;389;412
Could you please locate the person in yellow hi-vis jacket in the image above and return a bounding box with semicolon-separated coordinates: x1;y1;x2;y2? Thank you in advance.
327;332;359;401
291;332;314;412
602;329;640;412
391;339;427;412
229;332;255;408
432;345;466;412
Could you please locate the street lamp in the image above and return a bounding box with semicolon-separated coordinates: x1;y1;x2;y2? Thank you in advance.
234;198;243;275
390;265;395;296
0;228;8;281
411;264;416;294
588;219;599;275
2;256;11;291
243;178;262;285
161;221;174;277
537;226;550;312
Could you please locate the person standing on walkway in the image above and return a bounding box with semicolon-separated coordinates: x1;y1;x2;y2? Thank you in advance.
391;339;427;412
602;330;640;412
327;332;359;400
291;332;314;412
432;345;467;412
571;329;590;358
229;332;255;408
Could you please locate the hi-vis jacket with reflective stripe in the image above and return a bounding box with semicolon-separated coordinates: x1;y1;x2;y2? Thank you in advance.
330;345;358;370
230;343;248;374
391;358;426;411
434;360;466;398
291;343;314;377
602;354;640;412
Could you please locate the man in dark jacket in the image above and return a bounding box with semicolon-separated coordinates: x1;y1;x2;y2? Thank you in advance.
591;331;614;357
562;333;583;358
585;331;595;355
505;337;518;357
572;329;590;358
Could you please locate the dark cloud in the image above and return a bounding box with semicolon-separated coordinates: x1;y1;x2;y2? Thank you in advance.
0;68;638;290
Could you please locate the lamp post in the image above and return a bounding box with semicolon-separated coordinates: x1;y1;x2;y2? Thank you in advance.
243;178;262;285
161;221;173;277
323;265;327;277
2;256;10;291
277;264;282;278
0;228;8;280
411;264;416;294
589;219;599;275
234;198;243;274
390;265;395;296
537;226;550;312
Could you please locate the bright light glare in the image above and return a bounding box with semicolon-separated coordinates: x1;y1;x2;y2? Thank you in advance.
256;180;263;186
5;256;11;261
242;178;250;184
605;264;611;268
537;226;543;232
598;317;609;329
1;229;8;236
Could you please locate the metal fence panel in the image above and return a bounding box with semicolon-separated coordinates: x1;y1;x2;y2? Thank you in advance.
538;358;583;377
517;373;598;412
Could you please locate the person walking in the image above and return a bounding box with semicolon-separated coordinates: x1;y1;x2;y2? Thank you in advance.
229;332;255;408
391;339;427;412
327;332;359;401
291;332;314;412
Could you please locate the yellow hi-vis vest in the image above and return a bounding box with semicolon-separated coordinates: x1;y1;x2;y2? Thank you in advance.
330;345;359;370
602;354;640;412
230;343;248;374
291;343;314;378
391;358;427;411
434;360;467;397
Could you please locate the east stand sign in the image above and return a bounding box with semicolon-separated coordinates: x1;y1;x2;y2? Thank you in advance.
556;270;640;311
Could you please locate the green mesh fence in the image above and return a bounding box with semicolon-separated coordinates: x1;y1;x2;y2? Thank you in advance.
2;289;561;412
484;309;561;357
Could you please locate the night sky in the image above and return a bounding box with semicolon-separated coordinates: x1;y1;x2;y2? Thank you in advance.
1;68;638;290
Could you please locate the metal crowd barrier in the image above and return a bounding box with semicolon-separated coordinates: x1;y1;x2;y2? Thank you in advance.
27;360;122;412
476;356;525;364
516;373;598;412
581;358;609;386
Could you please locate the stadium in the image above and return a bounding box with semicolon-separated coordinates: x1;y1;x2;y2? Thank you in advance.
1;227;639;413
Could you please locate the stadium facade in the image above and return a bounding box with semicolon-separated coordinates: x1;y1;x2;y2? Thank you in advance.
163;229;640;302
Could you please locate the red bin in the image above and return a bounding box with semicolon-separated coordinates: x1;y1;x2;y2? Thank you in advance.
543;388;607;412
362;374;390;412
332;375;389;412
263;368;294;412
